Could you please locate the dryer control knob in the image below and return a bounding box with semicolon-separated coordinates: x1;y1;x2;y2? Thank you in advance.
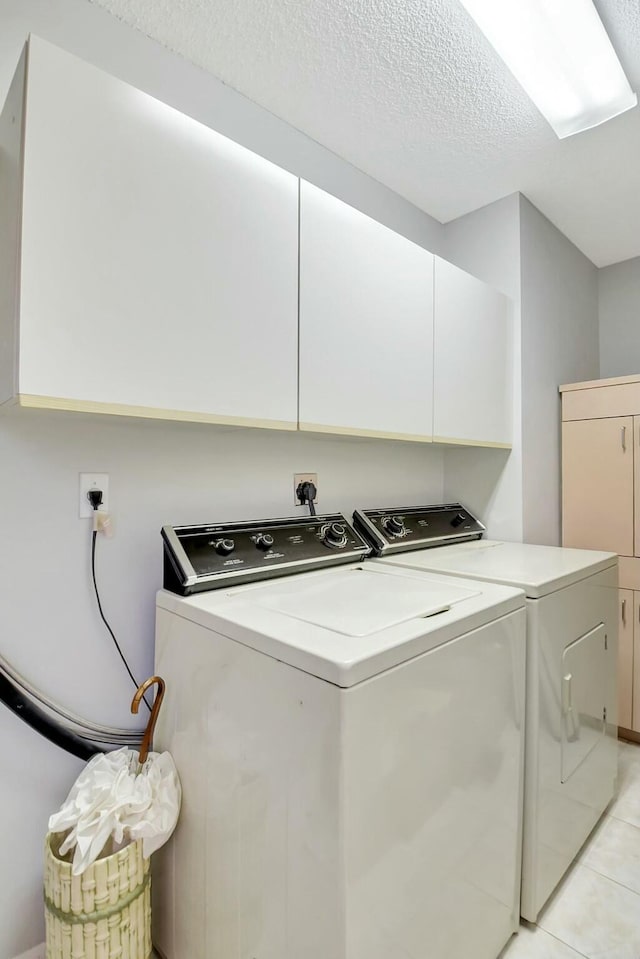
384;515;406;536
451;513;467;528
323;522;347;548
255;533;274;551
215;538;235;555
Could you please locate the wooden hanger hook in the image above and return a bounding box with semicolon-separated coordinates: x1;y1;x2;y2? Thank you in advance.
131;675;166;765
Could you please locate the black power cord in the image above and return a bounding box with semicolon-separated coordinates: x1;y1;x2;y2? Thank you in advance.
88;490;151;712
296;480;317;516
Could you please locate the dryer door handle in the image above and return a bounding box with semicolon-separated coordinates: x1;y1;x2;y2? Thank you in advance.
562;673;580;742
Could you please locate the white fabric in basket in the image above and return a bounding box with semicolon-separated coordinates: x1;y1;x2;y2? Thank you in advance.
48;747;181;875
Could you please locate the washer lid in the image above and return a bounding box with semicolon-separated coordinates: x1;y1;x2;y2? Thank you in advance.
249;567;479;636
157;564;525;687
376;540;617;598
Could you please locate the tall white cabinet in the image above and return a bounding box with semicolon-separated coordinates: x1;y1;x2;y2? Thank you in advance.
298;181;434;441
1;37;299;429
433;258;511;448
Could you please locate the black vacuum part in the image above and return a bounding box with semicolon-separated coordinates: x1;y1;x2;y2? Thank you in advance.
0;670;103;761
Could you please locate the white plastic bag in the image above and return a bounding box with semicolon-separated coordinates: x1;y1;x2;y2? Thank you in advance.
48;746;181;875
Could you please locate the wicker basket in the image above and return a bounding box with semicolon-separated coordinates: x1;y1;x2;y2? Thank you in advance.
44;832;151;959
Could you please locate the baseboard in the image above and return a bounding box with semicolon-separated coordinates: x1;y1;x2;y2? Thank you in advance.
11;941;160;958
619;726;640;745
12;944;45;959
12;942;156;958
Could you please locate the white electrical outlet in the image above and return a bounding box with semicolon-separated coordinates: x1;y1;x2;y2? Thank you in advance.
294;473;318;507
79;473;109;518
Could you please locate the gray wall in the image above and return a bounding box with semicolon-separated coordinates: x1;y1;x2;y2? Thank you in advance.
1;429;444;959
519;197;599;545
598;257;640;378
0;2;445;954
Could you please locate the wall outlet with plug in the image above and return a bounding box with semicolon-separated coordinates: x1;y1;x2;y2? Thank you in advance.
294;473;318;507
79;473;109;518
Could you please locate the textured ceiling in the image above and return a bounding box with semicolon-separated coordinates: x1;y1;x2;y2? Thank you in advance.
88;0;640;266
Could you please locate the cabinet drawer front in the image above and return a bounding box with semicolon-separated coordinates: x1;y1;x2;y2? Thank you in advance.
619;558;640;591
562;382;640;421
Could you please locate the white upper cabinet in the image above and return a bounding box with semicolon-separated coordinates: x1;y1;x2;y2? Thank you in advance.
0;39;513;446
298;181;434;441
1;37;299;428
433;257;512;448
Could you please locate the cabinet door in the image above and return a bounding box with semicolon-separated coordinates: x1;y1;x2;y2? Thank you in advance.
562;417;634;555
635;417;640;557
298;181;434;440
619;589;634;729
18;38;299;428
634;593;640;732
432;257;511;447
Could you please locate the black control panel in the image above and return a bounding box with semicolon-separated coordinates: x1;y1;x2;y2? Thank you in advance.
162;513;370;595
352;503;485;556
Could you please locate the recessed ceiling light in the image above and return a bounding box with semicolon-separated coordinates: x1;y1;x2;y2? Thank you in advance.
458;0;637;138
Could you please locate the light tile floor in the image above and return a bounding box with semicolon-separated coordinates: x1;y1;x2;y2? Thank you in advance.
501;739;640;959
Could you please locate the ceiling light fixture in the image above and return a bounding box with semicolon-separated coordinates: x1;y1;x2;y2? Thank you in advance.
458;0;637;138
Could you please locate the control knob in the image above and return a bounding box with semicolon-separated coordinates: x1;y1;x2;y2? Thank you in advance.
255;533;275;551
384;515;406;537
214;537;235;556
450;513;467;528
323;522;348;548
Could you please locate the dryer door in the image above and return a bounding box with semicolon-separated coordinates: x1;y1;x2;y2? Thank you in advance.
561;623;607;784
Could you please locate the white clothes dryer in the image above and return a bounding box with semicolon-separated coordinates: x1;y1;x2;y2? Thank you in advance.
154;512;526;959
354;503;618;922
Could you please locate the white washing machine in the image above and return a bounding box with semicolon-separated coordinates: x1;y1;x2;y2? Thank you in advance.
354;503;618;922
154;511;526;959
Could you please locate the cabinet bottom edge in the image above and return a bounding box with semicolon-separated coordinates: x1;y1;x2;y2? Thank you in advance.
14;394;298;431
298;421;433;443
432;435;512;450
619;726;640;744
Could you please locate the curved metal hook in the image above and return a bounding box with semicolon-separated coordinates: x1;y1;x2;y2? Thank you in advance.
131;675;165;766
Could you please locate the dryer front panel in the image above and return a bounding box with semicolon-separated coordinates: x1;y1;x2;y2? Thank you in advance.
521;566;618;922
561;623;607;784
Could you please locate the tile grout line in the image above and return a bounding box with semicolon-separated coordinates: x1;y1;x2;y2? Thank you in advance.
507;742;640;958
536;855;640;953
578;802;640;894
577;858;640;900
533;923;591;959
608;809;640;827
